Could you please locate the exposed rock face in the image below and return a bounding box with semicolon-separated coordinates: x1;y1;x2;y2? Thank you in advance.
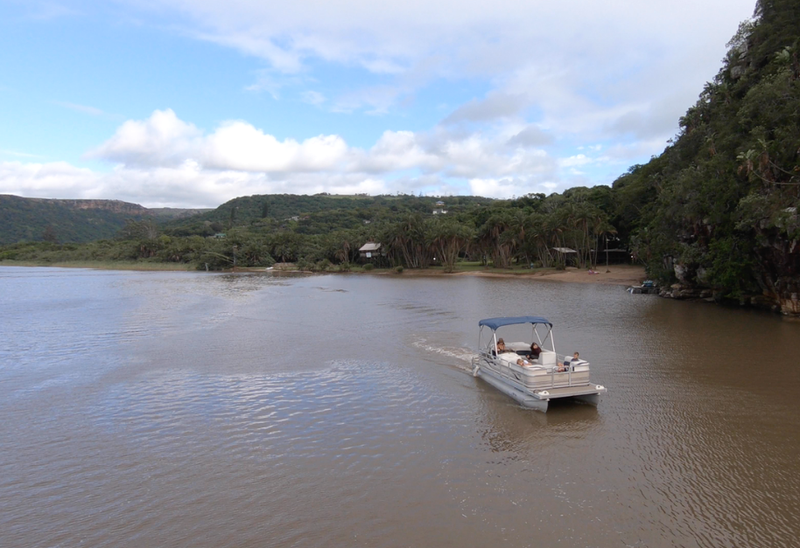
660;283;705;300
659;265;798;316
28;198;150;215
772;277;800;315
781;295;799;315
673;264;691;284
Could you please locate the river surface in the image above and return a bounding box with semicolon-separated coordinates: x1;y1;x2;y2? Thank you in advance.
1;266;799;548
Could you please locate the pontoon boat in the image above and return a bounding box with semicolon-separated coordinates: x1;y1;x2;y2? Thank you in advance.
472;316;606;412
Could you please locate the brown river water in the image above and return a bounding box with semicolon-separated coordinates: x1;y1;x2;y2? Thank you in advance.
1;266;799;548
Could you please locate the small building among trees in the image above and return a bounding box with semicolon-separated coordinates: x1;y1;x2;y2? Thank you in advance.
359;242;382;261
552;247;578;266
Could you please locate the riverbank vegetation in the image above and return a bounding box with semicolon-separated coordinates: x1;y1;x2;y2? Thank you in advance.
611;0;800;314
1;0;798;314
0;188;622;274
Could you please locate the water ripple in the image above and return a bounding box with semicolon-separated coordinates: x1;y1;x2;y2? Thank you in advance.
3;269;800;548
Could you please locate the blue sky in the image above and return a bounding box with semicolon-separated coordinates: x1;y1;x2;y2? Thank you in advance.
1;0;757;208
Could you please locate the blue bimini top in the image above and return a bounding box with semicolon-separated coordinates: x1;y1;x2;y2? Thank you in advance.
478;316;552;330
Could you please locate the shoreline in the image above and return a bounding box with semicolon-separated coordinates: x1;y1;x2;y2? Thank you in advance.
0;261;647;287
373;264;647;287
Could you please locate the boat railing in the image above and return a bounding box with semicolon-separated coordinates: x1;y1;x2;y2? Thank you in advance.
548;356;593;388
478;350;590;390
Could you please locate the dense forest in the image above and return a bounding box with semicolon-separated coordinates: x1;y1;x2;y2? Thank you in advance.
612;0;800;314
1;0;798;315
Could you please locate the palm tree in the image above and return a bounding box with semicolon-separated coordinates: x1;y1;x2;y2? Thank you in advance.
478;213;513;268
430;219;473;272
384;213;430;268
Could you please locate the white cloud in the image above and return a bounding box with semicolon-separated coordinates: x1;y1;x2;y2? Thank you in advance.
202;122;349;172
0;161;103;198
87;109;203;167
87;110;350;173
85;110;560;180
507;125;554;148
3;108;575;206
468;177;552;199
357;130;440;172
125;0;754;125
443;93;529;124
559;154;593;168
0;159;392;208
137;1;746;77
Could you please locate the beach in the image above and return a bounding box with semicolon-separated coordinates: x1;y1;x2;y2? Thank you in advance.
387;264;647;286
2;261;647;287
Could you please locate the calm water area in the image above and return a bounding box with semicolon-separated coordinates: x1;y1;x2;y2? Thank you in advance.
1;266;799;548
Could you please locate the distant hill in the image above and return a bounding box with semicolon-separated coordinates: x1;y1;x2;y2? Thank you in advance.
0;195;209;244
0;192;490;243
160;193;496;236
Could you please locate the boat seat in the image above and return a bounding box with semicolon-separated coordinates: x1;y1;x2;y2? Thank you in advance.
539;351;557;367
498;352;520;365
522;366;548;376
569;360;589;372
505;342;529;352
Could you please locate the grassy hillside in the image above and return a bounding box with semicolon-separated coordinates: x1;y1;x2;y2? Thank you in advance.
0;195;205;244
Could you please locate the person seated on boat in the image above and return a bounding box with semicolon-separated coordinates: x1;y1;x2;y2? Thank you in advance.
560;352;580;372
492;338;507;356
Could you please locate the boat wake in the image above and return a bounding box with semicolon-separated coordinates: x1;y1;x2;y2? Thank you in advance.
411;336;476;374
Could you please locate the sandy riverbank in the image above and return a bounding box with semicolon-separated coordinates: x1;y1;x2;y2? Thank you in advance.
2;261;647;287
372;264;647;286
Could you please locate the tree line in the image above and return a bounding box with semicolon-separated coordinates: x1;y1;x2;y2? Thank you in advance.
0;187;624;273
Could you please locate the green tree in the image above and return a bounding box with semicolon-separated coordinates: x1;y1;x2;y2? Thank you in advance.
430;218;473;272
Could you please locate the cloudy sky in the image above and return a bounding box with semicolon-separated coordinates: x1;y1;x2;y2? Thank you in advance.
1;0;756;208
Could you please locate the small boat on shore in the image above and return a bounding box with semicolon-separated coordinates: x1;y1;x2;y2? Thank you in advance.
472;316;606;412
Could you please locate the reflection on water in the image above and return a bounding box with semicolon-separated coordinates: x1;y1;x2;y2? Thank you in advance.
1;267;799;548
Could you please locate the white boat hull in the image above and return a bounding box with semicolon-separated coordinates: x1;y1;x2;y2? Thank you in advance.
475;365;550;411
473;355;605;412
